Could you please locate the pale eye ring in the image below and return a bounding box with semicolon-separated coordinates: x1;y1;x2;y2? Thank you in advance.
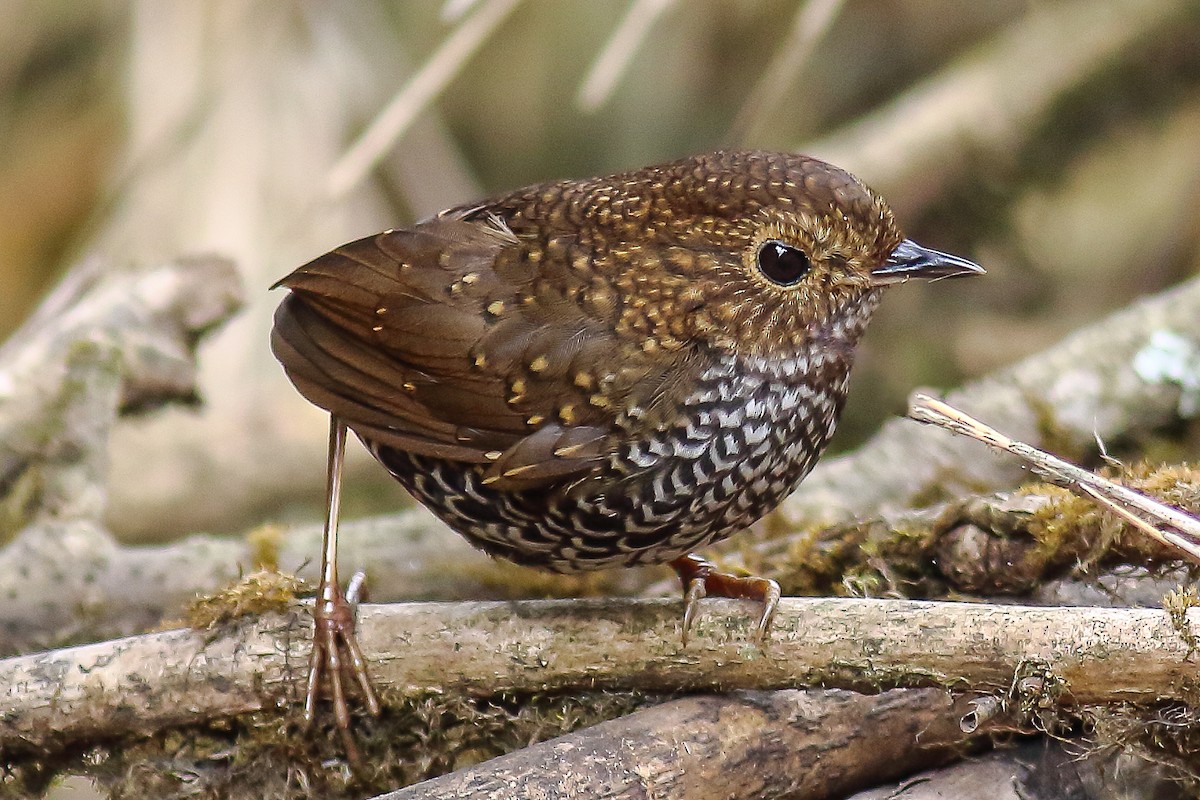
756;240;811;286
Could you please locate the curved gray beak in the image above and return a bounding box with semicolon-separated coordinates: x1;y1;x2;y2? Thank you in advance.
871;239;985;285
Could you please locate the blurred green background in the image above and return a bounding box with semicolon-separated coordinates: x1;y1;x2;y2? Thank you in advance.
2;0;1199;542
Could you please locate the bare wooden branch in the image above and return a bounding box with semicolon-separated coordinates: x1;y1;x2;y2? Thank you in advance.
3;597;1196;753
380;688;975;800
0;254;241;412
741;463;1198;601
0;518;246;652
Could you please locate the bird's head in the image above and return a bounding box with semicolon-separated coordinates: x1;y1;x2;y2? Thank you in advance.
539;150;983;362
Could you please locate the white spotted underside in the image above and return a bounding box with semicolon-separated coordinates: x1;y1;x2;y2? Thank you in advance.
370;336;856;573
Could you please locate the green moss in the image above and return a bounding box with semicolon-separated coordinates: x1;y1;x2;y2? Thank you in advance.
1008;658;1066;721
770;523;859;596
185;570;303;631
766;511;952;599
1018;483;1103;564
1019;461;1200;573
0;466;42;543
759;461;1198;602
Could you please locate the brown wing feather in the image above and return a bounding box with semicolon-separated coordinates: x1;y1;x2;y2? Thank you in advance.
272;214;630;487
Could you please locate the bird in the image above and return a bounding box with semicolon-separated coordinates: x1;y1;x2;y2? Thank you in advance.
270;149;983;754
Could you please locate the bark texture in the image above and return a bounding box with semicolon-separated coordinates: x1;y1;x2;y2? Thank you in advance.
4;597;1197;753
380;689;974;800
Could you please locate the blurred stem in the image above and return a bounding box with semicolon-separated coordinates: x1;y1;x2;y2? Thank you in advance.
728;0;846;145
575;0;678;113
326;0;522;201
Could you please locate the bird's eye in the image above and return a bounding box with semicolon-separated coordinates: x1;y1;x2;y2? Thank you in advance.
756;240;811;286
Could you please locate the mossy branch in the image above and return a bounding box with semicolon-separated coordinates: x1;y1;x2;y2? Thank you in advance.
742;463;1200;601
910;394;1200;563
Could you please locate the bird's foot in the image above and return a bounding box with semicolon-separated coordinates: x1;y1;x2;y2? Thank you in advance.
304;570;381;766
671;553;781;645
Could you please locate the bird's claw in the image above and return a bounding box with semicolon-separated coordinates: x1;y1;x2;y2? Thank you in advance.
304;571;380;765
672;553;781;645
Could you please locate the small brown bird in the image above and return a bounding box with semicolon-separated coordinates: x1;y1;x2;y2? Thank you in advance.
271;149;982;750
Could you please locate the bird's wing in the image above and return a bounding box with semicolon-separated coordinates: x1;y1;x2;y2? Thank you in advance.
271;212;674;490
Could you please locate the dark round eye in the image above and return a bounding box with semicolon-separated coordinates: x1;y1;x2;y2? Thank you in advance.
756;240;811;286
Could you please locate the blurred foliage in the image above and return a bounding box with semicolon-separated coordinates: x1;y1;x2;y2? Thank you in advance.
2;0;1199;450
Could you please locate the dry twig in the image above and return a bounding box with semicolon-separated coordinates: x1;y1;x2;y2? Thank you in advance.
909;394;1200;564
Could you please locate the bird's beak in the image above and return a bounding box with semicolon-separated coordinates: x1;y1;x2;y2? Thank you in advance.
871;239;985;285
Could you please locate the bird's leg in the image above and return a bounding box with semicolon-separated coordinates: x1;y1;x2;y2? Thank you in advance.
670;553;781;644
305;415;381;763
